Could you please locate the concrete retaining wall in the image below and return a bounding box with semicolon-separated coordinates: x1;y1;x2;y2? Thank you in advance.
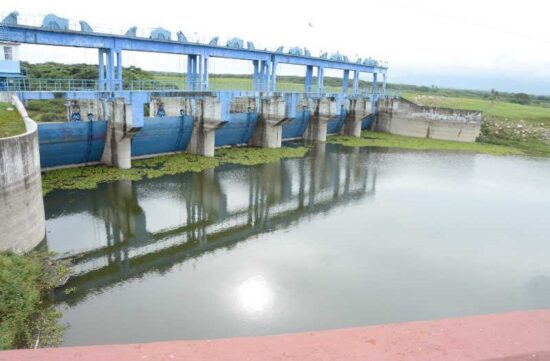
0;95;45;253
375;97;482;142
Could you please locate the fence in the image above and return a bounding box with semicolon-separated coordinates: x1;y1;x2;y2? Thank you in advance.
4;77;398;98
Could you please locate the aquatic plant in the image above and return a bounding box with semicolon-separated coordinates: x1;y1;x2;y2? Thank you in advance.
328;131;526;156
42;146;309;195
0;251;69;349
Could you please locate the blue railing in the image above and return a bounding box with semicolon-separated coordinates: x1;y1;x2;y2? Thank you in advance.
2;77;398;97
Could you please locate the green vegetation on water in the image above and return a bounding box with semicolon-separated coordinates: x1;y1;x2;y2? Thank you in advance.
0;252;69;350
0;102;26;138
328;131;526;156
42;146;309;195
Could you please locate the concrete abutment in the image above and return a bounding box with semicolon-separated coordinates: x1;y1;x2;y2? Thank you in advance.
375;97;482;142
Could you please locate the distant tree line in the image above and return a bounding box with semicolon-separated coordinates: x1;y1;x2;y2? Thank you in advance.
20;62;550;107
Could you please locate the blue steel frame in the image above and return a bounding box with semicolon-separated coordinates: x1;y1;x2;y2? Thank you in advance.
2;23;388;95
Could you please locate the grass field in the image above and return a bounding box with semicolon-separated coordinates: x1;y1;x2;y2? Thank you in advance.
0;102;26;138
404;93;550;126
151;74;344;93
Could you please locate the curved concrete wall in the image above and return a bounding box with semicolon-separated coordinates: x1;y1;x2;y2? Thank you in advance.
0;95;45;253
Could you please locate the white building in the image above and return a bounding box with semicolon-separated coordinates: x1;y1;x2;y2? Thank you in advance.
0;41;22;90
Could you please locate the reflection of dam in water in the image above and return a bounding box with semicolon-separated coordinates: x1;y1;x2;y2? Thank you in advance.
46;143;377;302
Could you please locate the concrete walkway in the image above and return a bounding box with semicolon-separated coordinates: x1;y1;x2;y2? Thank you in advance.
2;310;550;361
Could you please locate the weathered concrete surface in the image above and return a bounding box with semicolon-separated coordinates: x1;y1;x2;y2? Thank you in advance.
342;97;372;137
376;97;482;142
0;95;45;253
101;99;140;169
304;97;336;142
187;96;225;157
66;99;105;121
3;310;550;361
150;97;192;117
230;97;256;114
249;96;287;148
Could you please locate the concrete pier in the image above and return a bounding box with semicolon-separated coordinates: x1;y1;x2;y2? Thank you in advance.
249;96;287;148
304;97;336;142
187;96;225;157
101;99;140;169
342;97;372;137
0;95;45;253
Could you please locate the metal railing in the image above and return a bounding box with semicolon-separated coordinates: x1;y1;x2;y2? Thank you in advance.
4;78;98;91
2;77;398;98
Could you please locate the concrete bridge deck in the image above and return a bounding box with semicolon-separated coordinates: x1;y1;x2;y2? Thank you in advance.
2;309;549;361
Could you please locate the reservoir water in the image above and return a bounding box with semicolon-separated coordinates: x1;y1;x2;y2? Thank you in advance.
44;144;550;346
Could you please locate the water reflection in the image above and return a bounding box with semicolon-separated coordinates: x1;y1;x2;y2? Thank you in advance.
47;143;376;304
43;144;550;346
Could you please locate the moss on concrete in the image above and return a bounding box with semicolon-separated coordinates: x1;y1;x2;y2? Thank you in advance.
0;251;69;349
328;131;526;156
0;102;26;138
42;146;310;195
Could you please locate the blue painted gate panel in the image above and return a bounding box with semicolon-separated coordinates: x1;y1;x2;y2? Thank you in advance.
361;114;375;130
215;112;258;146
326;110;347;134
282;110;310;139
38;121;107;168
131;116;193;157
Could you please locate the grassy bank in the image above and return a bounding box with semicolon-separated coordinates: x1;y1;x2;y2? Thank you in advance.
42;145;309;195
328;131;526;156
0;252;68;350
0;102;26;138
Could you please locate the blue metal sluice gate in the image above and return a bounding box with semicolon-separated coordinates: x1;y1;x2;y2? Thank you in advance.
36;108;375;168
38;121;107;168
131;115;194;157
215;112;258;146
282;111;310;139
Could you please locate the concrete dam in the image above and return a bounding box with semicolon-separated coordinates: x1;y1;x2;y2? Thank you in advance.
0;11;482;254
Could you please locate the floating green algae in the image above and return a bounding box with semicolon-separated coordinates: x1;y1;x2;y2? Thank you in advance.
328;131;526;156
216;146;309;166
42;146;309;196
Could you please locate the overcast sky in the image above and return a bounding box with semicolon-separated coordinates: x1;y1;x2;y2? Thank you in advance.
2;0;550;94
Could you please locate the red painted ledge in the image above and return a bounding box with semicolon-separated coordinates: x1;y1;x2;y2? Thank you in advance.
2;310;550;361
